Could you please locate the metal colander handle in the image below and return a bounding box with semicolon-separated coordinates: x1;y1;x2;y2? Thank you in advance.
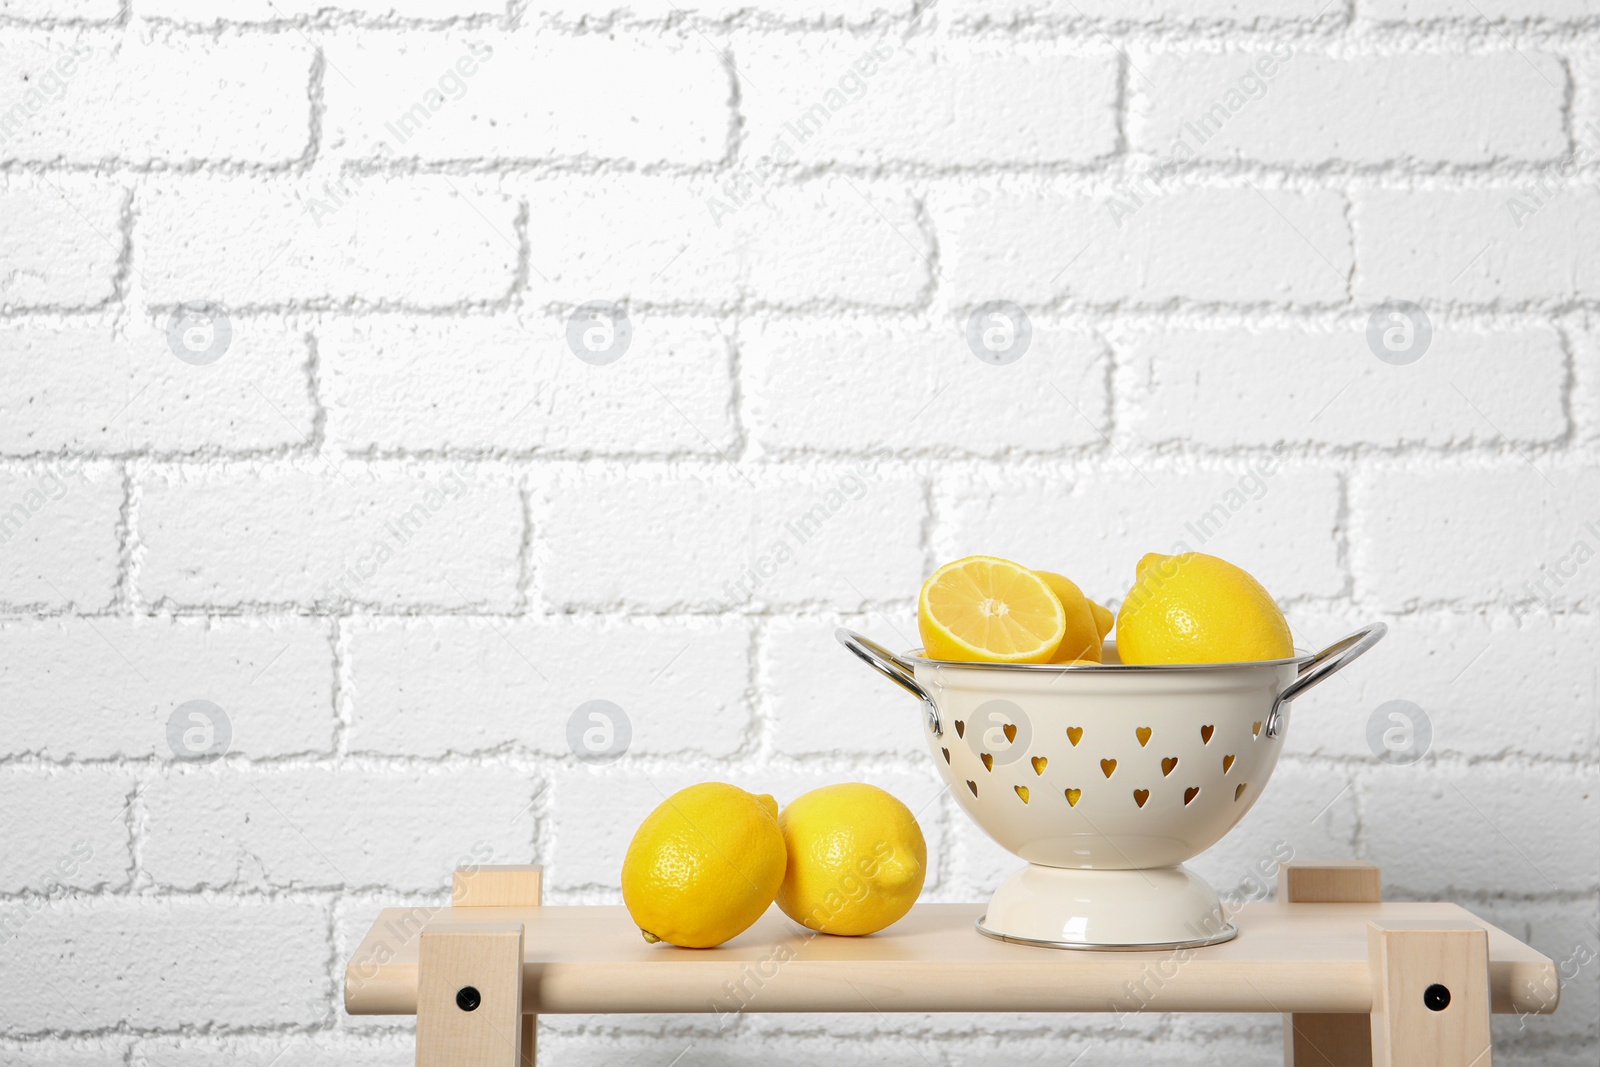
1266;622;1388;738
835;628;942;736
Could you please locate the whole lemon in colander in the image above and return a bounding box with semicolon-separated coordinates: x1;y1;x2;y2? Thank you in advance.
621;782;786;948
776;784;926;936
1034;569;1112;663
1116;552;1293;665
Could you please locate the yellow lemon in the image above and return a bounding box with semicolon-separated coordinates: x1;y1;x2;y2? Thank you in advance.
1034;570;1106;664
1115;552;1293;665
621;782;786;948
1089;598;1114;640
917;555;1066;663
776;783;926;936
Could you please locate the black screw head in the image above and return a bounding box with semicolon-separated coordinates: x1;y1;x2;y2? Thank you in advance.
456;985;482;1012
1424;983;1451;1012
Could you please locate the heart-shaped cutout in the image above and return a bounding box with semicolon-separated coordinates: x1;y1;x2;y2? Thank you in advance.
1252;721;1263;738
1200;724;1215;744
1184;786;1200;806
1222;754;1235;773
980;752;994;772
1136;727;1152;747
967;780;978;797
1031;756;1048;775
1014;785;1030;803
1235;782;1247;801
1133;789;1149;808
1067;726;1083;746
1161;757;1178;777
941;747;951;764
1002;723;1018;744
1100;758;1117;778
954;720;965;739
1065;788;1081;807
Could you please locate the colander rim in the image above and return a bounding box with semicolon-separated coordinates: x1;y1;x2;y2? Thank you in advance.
898;643;1317;673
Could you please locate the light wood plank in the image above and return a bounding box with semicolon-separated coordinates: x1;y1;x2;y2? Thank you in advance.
345;901;1559;1019
451;865;543;1066
1281;861;1381;1067
1280;861;1383;906
416;923;524;1067
1367;920;1494;1066
454;864;544;909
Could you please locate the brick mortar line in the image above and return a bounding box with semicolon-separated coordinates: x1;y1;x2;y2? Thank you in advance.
0;749;1594;774
7;13;1600;40
12;159;1600;185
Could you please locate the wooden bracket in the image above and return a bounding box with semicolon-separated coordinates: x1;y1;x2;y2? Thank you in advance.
1367;920;1493;1067
448;863;542;1067
1282;861;1381;1067
416;923;525;1067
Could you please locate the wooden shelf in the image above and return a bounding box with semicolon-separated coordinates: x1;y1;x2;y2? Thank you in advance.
347;900;1555;1018
345;863;1560;1066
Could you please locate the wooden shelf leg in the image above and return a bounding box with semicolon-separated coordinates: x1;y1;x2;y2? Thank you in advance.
1280;861;1382;1067
1367;920;1493;1067
416;922;525;1067
453;864;543;1067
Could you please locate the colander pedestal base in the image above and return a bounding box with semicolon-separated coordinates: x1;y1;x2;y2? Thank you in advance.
975;864;1237;950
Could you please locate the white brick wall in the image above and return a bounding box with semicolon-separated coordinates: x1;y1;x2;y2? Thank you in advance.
1;4;1596;1066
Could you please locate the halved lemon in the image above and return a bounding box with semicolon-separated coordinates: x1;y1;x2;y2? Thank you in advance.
917;555;1066;663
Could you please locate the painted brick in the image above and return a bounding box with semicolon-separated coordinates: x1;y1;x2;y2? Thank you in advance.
537;465;927;611
1118;326;1568;448
524;176;931;309
319;314;736;456
738;38;1118;166
0;461;120;610
325;33;728;165
938;186;1351;306
1360;764;1598;894
0;180;121;309
0;0;121;18
540;0;912;18
0;616;335;760
142;0;498;20
743;319;1110;456
1133;51;1566;164
1355;189;1600;303
936;465;1346;605
346;615;753;758
0;1044;130;1067
1358;468;1600;609
3;898;329;1032
137;177;519;308
1366;0;1599;17
0;33;310;165
1285;608;1600;762
0;769;130;892
132;1035;418;1067
0;318;314;453
137;467;523;610
944;0;1335;19
764;614;925;758
141;766;538;890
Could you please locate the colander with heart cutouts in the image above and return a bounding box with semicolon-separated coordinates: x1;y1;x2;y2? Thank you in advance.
838;624;1386;950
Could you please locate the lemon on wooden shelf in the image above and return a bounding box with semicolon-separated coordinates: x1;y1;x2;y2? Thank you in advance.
776;783;926;936
917;555;1066;663
1115;551;1293;665
621;782;787;949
